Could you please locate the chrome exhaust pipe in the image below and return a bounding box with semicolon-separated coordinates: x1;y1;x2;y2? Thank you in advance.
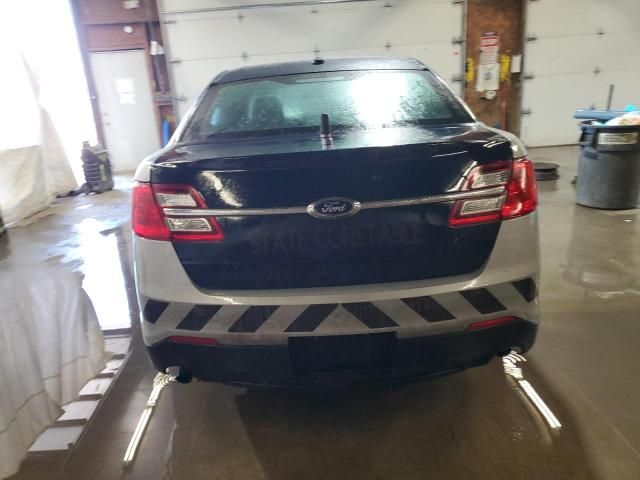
166;366;193;383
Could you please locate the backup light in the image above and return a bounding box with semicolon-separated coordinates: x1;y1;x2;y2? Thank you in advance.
155;192;198;207
132;183;224;242
165;217;212;232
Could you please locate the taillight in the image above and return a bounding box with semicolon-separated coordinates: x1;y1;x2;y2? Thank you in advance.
132;183;224;242
501;159;538;220
132;184;171;240
449;158;537;227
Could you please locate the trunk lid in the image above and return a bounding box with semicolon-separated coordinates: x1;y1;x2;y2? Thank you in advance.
151;124;512;290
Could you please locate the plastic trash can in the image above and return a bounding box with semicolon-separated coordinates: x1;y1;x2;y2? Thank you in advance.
577;121;640;209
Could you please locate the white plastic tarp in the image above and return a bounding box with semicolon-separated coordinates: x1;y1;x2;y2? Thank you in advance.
0;266;106;478
0;0;95;226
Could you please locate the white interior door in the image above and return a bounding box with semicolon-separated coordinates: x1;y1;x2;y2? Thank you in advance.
521;0;640;147
90;50;161;172
159;0;465;119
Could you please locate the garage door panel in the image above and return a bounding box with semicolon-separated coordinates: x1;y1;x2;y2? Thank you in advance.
522;0;640;146
164;18;245;61
521;68;640;147
525;34;640;77
173;42;463;118
365;1;462;44
521;110;582;147
161;0;451;14
526;0;640;37
161;0;464;121
165;1;459;61
523;74;609;112
166;3;386;61
172;53;314;117
599;69;640;110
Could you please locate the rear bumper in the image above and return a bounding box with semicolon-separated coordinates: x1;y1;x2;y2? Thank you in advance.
146;319;537;386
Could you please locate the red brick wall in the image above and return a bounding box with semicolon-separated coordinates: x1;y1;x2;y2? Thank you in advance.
464;0;525;134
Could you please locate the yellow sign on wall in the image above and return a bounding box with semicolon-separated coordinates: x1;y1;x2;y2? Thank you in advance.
500;55;511;83
466;58;475;83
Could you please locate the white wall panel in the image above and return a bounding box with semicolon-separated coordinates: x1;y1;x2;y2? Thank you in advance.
159;0;465;118
521;0;640;146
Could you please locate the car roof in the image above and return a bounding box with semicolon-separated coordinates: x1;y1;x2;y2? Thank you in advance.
211;57;428;84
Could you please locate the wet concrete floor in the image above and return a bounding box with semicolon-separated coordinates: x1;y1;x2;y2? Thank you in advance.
4;146;640;479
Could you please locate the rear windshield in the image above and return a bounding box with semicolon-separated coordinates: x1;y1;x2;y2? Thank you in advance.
180;70;473;142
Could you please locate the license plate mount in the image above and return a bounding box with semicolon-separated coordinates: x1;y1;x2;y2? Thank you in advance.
289;333;396;373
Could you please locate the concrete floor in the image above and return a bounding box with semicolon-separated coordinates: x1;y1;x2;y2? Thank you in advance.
4;146;640;479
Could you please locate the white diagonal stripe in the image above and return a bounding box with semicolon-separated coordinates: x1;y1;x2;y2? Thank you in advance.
314;305;368;334
256;305;309;334
488;283;527;311
200;305;249;334
373;299;427;328
156;302;193;330
433;292;480;320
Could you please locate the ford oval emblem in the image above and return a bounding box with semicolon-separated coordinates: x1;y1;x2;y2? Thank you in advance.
307;197;361;219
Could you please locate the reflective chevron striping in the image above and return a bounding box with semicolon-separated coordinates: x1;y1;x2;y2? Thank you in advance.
342;302;398;329
229;305;279;333
142;278;536;334
176;305;222;331
285;304;339;332
402;296;455;322
512;278;537;303
460;288;507;314
143;300;169;325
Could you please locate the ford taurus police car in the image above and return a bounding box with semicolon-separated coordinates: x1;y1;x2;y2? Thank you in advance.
133;57;539;386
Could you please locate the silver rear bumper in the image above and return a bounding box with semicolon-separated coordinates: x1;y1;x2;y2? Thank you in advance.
135;213;539;346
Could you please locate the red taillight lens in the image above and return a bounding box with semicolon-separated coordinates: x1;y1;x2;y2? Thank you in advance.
132;184;171;240
132;183;224;242
501;159;538;220
449;158;537;227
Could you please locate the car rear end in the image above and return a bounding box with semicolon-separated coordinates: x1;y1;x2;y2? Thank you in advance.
132;58;539;386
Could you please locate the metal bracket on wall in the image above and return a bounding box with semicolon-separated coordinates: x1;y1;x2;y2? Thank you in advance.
451;36;464;45
521;109;532;116
451;74;463;83
523;73;535;80
175;96;187;102
169;58;182;64
451;0;464;4
526;34;537;42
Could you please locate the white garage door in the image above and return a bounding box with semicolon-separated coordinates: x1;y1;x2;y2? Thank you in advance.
159;0;465;119
521;0;640;147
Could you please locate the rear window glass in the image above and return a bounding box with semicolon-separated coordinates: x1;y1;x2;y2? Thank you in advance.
181;70;472;142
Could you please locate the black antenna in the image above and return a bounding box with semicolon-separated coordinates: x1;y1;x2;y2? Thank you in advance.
320;113;333;149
